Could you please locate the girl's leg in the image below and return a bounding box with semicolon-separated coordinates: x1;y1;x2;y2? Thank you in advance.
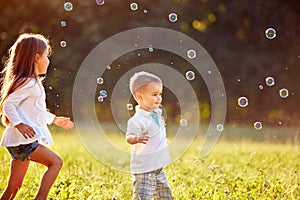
29;145;63;200
0;159;30;200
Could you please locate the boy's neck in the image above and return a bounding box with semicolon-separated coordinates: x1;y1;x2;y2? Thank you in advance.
139;105;152;112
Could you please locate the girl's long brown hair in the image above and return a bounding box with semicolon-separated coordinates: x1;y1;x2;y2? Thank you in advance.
0;33;51;126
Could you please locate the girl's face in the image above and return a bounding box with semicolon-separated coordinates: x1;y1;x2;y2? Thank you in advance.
35;48;50;75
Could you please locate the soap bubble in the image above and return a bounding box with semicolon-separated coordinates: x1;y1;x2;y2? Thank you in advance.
168;13;178;22
258;84;264;90
64;2;73;11
60;41;67;48
130;3;138;11
180;119;188;126
98;96;104;102
265;28;276;39
279;88;289;98
99;90;107;98
106;65;111;70
185;71;195;81
96;0;105;6
265;76;275;86
127;104;134;111
148;47;154;52
238;96;248;107
60;21;67;27
254;122;262;130
97;77;104;85
216;124;224;132
187;49;196;59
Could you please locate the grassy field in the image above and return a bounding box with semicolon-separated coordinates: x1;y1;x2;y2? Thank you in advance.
0;125;299;200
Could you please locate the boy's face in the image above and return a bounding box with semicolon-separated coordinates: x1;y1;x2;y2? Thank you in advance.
136;82;162;111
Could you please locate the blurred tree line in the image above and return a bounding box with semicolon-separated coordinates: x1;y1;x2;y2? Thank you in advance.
0;0;299;126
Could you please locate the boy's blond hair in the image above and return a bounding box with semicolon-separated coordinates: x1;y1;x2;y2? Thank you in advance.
129;71;162;96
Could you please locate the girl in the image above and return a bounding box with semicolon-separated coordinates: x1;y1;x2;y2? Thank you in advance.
0;33;74;200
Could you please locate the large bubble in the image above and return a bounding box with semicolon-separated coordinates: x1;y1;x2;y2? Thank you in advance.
187;49;196;59
265;76;275;86
64;2;73;12
238;96;248;107
265;28;276;39
185;71;195;81
254;121;262;130
96;0;105;6
130;3;138;11
279;88;289;98
60;40;67;48
168;13;178;22
60;21;67;27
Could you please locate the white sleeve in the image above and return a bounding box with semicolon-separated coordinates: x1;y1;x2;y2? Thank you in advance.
46;111;56;125
3;80;35;127
126;118;143;139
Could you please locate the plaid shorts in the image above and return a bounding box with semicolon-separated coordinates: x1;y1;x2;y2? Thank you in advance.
132;168;173;200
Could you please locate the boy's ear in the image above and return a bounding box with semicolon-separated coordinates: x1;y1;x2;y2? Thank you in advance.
135;92;143;101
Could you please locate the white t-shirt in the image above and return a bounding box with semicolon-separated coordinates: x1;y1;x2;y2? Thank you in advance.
1;78;56;147
126;105;171;174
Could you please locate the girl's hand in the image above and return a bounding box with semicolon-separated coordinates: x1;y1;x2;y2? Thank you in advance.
15;123;36;139
53;117;74;129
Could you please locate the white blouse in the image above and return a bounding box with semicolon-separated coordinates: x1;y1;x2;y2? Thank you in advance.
1;78;56;147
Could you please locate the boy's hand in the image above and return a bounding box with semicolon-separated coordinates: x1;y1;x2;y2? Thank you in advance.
136;131;149;144
15;123;36;139
53;117;74;129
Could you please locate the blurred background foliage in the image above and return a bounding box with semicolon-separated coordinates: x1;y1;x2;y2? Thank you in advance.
0;0;299;127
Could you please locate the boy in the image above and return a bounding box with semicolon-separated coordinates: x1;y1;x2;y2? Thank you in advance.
126;71;173;200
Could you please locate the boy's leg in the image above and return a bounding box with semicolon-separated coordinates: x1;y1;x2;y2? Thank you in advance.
29;145;63;200
132;172;156;200
0;159;30;200
154;169;172;200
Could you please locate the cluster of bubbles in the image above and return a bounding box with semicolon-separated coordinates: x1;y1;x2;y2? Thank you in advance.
168;13;178;22
96;0;105;6
129;3;177;22
98;90;108;102
185;71;195;81
265;28;276;40
130;3;138;11
264;77;289;98
61;2;73;47
237;96;248;107
253;121;262;130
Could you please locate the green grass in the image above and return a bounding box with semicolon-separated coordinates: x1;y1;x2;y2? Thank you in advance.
0;125;299;199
